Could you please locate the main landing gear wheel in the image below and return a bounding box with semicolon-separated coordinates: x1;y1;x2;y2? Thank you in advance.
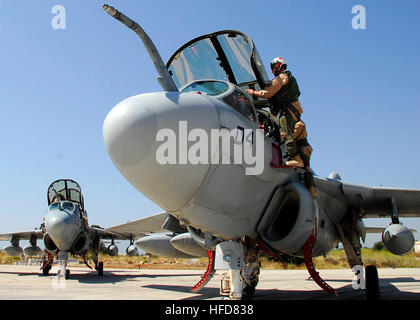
365;265;380;300
242;285;256;300
241;240;260;300
97;262;104;276
65;270;70;280
42;266;51;276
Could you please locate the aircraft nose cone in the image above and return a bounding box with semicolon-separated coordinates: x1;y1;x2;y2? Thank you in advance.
45;212;67;234
44;208;78;251
103;93;158;168
103;92;219;211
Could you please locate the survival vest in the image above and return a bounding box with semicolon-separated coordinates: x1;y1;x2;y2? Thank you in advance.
269;70;301;116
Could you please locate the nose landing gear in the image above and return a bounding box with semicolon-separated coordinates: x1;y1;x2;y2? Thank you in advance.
365;265;380;300
96;261;104;276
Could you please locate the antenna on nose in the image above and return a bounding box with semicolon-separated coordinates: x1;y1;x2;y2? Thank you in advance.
103;4;178;92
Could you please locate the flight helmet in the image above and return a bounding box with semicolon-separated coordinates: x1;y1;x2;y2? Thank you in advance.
270;57;287;76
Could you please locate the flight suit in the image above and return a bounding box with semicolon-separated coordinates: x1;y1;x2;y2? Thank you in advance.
250;70;302;159
287;120;318;198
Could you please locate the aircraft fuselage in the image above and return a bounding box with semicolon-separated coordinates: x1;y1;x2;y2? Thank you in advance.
104;90;344;257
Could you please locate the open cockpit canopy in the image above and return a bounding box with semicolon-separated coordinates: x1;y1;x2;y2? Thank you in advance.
47;179;84;211
166;30;270;97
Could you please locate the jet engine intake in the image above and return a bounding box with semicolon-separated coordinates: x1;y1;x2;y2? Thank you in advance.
43;233;58;253
71;231;89;255
382;224;415;255
258;182;319;255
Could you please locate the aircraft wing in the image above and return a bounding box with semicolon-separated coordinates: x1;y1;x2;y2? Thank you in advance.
360;187;420;218
0;230;43;241
103;212;169;239
315;176;420;218
366;227;417;233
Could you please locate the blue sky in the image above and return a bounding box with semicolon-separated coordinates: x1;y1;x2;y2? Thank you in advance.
0;0;419;250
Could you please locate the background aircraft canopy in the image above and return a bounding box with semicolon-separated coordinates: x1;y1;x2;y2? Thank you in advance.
47;179;84;211
167;30;269;92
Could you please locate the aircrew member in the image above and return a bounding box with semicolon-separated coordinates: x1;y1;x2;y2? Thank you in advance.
247;57;304;167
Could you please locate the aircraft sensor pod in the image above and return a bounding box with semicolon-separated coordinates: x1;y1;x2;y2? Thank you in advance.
3;244;23;256
126;244;138;256
136;233;198;258
23;244;42;256
170;232;208;257
107;243;119;256
382;224;415;255
3;235;24;256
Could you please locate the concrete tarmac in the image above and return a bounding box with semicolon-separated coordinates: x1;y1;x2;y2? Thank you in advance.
0;264;419;300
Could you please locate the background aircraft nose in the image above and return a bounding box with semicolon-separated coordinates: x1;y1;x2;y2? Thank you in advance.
103;92;219;211
44;208;79;251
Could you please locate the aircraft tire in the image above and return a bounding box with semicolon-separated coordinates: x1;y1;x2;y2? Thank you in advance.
42;266;51;276
365;265;380;300
65;270;70;280
97;261;104;276
242;285;256;300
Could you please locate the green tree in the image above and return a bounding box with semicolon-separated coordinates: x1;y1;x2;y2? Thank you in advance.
373;241;384;251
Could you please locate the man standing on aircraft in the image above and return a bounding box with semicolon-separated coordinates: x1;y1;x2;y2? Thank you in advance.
281;120;318;199
246;57;304;167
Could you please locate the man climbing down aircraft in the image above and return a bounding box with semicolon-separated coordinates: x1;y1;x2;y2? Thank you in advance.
246;57;304;167
281;120;318;199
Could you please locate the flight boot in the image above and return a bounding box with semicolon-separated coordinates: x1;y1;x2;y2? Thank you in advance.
286;154;304;168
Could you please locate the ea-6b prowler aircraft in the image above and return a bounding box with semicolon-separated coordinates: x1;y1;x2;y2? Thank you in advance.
1;179;209;280
101;5;419;299
0;179;154;278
